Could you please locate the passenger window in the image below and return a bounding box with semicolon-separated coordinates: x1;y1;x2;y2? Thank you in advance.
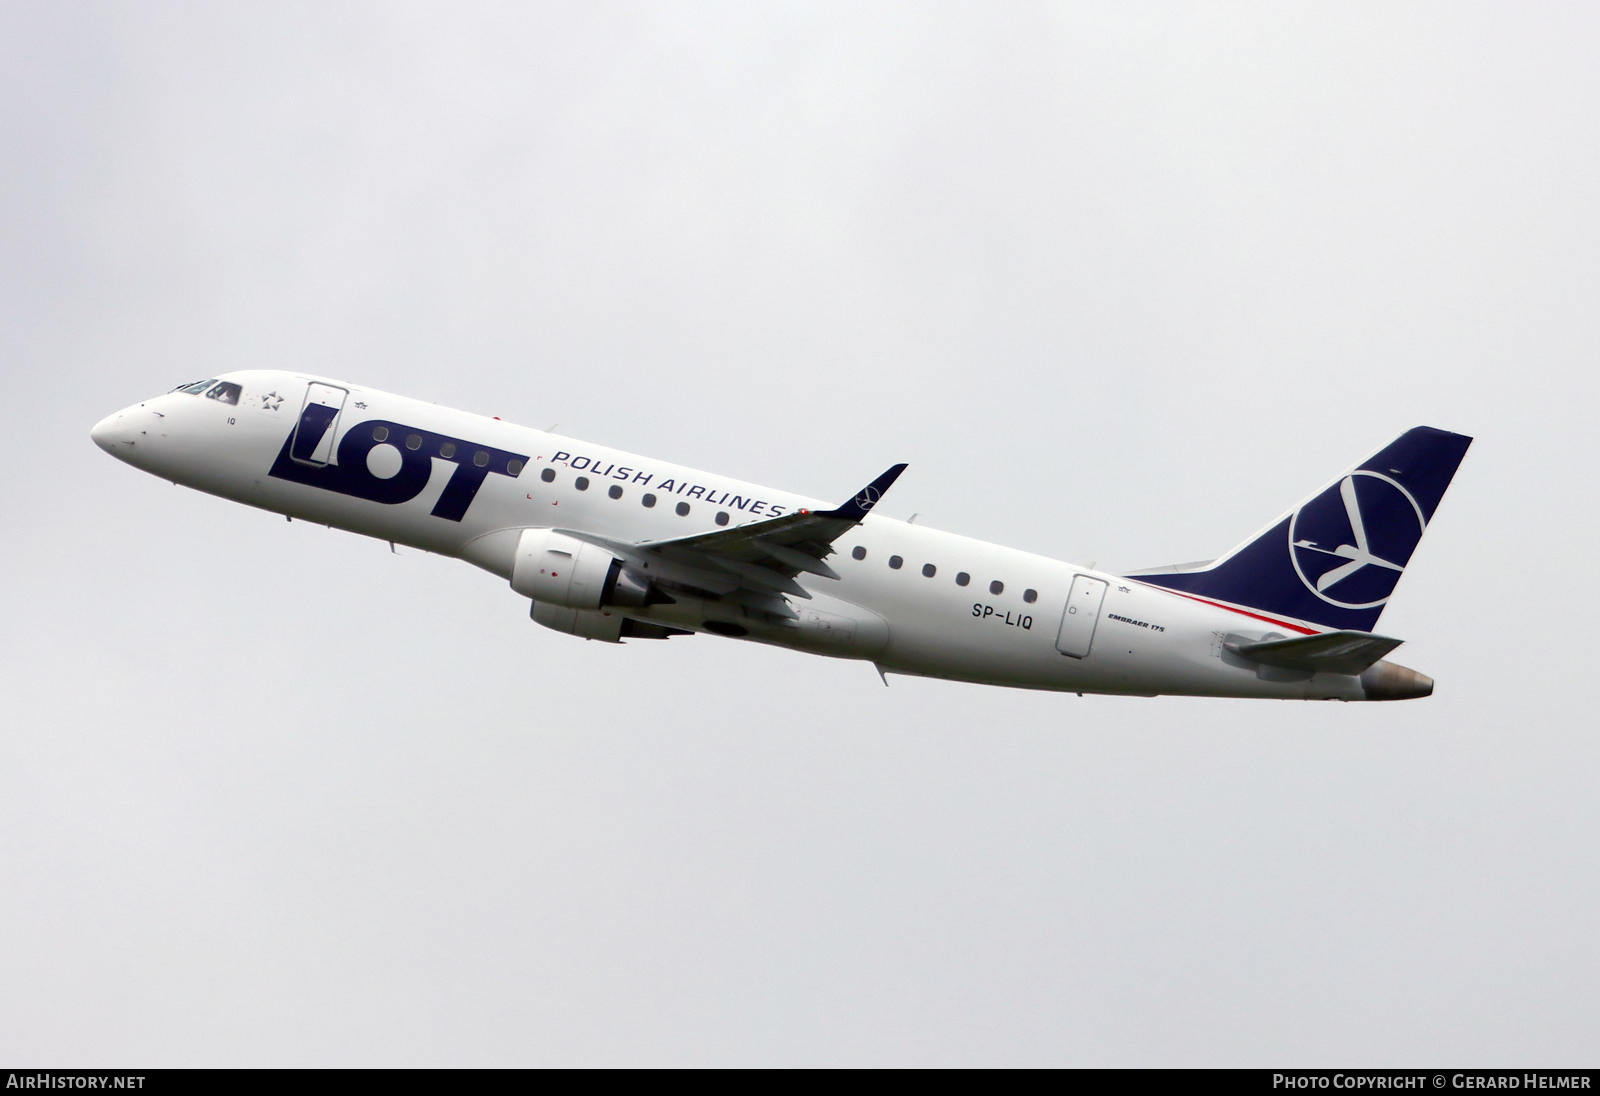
439;442;456;458
1024;589;1038;604
643;494;657;508
676;502;690;516
205;381;242;405
540;467;556;483
921;563;936;578
989;580;1004;595
852;546;867;560
575;477;589;491
372;425;389;442
608;485;623;499
405;435;422;451
473;451;490;467
956;572;970;587
507;459;524;475
715;512;729;526
889;555;903;570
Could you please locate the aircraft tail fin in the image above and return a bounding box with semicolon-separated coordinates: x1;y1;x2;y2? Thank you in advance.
1127;427;1472;632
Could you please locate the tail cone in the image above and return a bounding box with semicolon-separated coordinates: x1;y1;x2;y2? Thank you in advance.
1360;661;1434;701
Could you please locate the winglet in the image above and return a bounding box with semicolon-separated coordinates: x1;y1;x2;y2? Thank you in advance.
822;463;908;522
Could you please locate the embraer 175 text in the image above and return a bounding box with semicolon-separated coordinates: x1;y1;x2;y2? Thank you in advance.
93;373;1471;701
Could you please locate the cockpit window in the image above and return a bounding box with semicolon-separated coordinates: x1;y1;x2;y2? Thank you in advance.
172;379;218;395
205;381;242;406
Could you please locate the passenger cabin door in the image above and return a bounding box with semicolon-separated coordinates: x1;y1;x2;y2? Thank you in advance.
290;382;347;466
1055;574;1107;659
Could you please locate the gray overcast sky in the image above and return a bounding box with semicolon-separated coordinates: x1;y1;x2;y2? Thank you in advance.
3;1;1597;1066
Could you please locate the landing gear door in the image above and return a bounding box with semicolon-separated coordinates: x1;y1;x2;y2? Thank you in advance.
1055;574;1108;659
291;382;348;466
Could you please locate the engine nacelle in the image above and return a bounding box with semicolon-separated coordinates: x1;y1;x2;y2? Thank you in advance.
530;600;627;642
509;528;654;610
528;601;692;643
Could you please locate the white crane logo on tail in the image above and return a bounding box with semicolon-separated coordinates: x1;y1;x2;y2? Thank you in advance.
1288;471;1426;610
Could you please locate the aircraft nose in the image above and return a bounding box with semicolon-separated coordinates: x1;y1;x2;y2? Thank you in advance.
91;412;119;452
91;409;138;458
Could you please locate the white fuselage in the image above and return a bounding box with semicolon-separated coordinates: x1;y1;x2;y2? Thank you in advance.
92;370;1374;701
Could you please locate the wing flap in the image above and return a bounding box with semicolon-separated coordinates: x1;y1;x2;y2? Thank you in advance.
755;539;842;580
708;556;814;599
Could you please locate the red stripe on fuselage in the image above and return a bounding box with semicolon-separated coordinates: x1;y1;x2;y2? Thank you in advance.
1151;588;1319;635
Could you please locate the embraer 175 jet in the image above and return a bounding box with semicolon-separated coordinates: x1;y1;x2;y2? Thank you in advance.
92;372;1471;701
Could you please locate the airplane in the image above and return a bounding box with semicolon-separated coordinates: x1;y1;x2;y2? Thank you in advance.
91;372;1471;701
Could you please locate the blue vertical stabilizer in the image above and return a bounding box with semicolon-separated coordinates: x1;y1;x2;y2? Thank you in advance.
1129;427;1473;632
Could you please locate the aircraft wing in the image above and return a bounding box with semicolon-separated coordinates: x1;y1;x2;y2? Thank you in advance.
557;463;907;620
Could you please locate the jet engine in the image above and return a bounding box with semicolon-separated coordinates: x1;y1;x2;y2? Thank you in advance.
528;601;689;643
510;528;661;610
530;601;628;642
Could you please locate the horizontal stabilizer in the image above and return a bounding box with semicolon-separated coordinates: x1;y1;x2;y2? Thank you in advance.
1226;631;1404;675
